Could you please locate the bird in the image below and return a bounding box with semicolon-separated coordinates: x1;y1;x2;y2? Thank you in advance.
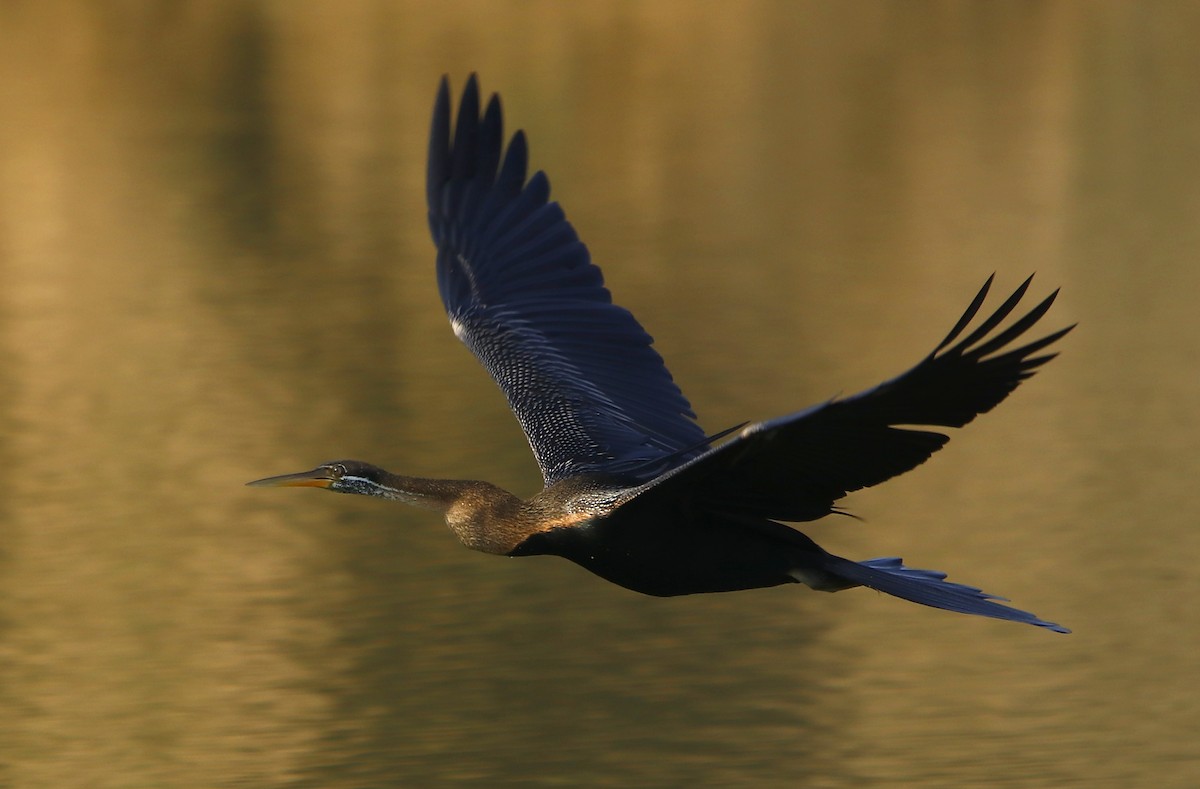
249;75;1073;633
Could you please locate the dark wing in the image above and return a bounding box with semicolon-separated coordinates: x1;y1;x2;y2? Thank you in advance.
626;276;1073;520
426;76;706;484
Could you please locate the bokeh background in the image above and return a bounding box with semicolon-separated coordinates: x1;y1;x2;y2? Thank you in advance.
1;2;1197;787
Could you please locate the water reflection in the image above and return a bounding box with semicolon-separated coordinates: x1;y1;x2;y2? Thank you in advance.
1;2;1197;787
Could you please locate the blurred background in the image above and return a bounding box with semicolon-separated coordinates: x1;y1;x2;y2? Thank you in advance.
1;2;1197;787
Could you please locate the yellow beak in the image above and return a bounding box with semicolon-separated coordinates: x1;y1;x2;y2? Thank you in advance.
245;467;334;488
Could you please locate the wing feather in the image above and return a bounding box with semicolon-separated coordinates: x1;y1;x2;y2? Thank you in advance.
625;277;1073;521
427;76;706;483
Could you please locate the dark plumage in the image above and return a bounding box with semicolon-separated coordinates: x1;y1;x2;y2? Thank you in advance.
250;75;1073;633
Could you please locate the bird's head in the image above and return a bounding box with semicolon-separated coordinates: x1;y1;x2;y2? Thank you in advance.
247;460;397;498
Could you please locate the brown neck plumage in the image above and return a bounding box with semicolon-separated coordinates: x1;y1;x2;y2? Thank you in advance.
368;472;529;555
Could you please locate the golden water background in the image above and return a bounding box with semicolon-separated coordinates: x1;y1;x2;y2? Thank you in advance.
1;3;1198;787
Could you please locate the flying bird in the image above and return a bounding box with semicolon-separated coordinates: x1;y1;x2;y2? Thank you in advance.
250;75;1073;633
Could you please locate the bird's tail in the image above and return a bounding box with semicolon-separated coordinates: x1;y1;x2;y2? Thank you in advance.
821;554;1069;633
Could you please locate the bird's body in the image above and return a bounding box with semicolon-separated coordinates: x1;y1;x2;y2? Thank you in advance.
250;75;1073;632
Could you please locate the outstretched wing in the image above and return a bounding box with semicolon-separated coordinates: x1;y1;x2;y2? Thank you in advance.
426;76;707;484
627;276;1073;520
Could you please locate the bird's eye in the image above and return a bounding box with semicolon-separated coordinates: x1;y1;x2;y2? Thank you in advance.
326;463;347;478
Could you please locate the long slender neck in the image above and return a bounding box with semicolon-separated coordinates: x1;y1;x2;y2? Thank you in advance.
364;472;487;510
364;471;527;555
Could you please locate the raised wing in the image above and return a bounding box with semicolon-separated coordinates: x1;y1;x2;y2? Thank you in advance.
426;76;707;484
627;276;1073;520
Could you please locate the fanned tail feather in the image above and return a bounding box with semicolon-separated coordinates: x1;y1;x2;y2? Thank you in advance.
822;555;1070;633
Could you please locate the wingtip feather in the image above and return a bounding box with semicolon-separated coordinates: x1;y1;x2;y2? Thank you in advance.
427;77;453;208
934;274;994;353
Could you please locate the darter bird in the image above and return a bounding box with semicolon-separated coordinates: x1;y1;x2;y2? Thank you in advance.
249;76;1073;633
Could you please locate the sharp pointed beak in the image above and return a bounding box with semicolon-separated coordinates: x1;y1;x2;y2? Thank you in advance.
246;467;334;488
